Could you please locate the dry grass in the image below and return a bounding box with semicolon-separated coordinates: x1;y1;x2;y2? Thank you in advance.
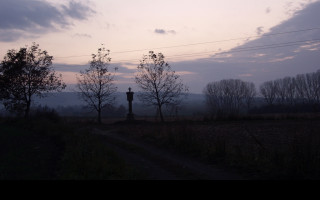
0;118;144;180
114;119;320;179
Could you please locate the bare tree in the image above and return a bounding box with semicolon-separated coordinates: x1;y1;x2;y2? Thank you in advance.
295;71;320;107
306;70;320;106
295;73;310;104
242;81;257;112
220;79;243;114
135;51;188;122
273;77;297;106
76;46;117;124
260;70;320;111
314;70;320;106
204;79;256;117
204;81;223;116
284;77;297;106
260;80;277;106
0;43;66;118
274;78;287;105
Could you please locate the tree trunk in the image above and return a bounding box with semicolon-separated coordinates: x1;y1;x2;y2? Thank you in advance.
158;105;164;123
98;95;102;124
98;109;102;124
25;100;31;119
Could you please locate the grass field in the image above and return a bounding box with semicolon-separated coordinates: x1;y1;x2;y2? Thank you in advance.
1;114;320;180
0;118;143;180
112;117;320;179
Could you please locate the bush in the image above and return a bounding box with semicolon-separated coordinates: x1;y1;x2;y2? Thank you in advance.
31;106;61;122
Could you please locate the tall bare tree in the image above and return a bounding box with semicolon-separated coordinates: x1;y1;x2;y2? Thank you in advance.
0;43;66;118
135;51;188;122
260;80;277;106
204;81;223;116
273;77;297;106
76;46;117;124
295;73;311;104
284;77;297;106
295;70;320;109
274;78;287;105
242;81;257;111
204;79;256;117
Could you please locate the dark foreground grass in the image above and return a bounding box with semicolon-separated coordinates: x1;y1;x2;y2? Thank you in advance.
2;115;320;180
114;119;320;179
0;123;62;179
0;118;142;180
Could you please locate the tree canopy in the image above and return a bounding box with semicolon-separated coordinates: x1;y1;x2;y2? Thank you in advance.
135;51;188;122
0;43;66;118
76;46;118;124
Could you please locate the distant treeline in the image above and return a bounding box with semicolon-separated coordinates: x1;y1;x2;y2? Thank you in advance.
204;69;320;118
2;68;319;119
260;70;320;107
204;79;256;117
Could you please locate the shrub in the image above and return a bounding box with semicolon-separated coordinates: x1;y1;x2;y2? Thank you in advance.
31;106;61;123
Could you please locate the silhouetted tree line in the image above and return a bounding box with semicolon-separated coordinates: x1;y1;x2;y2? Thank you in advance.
75;48;188;123
0;43;187;123
204;69;320;118
204;79;256;118
1;43;319;122
260;70;320;111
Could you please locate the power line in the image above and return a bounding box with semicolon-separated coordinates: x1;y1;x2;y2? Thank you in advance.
112;27;320;54
110;38;320;63
169;39;320;58
55;27;320;59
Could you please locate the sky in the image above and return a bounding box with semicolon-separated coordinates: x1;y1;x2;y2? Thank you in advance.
1;0;320;94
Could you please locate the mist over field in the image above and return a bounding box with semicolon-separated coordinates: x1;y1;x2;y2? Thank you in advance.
1;0;320;180
30;92;207;117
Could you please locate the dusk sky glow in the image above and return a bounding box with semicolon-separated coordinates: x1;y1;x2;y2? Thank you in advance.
1;0;320;93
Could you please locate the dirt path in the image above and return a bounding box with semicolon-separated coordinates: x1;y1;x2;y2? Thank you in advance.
93;128;247;180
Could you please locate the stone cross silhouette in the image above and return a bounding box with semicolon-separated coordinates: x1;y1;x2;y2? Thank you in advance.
126;87;134;121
